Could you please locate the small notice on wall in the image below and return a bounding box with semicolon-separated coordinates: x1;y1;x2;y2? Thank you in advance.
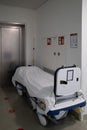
58;36;64;45
47;38;52;45
70;33;78;48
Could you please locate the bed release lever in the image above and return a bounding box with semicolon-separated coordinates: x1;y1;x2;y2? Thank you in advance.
60;80;68;84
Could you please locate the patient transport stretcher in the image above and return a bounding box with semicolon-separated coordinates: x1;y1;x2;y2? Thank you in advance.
12;65;86;126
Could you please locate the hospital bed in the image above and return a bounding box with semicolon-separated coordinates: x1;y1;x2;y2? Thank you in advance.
12;65;86;126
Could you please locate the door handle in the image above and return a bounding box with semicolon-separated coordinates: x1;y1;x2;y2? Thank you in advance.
60;80;68;84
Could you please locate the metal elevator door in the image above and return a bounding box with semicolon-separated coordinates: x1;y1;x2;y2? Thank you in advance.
0;26;24;86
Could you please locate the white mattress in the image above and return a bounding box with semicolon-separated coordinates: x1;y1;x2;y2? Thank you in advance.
12;66;54;98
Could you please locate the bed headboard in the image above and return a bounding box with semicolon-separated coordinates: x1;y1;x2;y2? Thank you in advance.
54;65;81;97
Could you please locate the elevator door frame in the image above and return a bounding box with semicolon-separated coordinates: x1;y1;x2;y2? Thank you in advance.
0;23;25;86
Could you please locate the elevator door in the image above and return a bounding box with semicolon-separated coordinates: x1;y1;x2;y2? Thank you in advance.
0;26;22;86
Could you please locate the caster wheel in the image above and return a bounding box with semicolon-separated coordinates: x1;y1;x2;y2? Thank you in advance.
30;98;36;110
16;84;23;96
37;114;47;126
55;111;68;120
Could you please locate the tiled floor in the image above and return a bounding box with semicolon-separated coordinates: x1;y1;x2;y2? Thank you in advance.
0;85;87;130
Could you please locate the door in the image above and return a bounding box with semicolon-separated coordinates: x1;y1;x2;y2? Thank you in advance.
0;25;24;86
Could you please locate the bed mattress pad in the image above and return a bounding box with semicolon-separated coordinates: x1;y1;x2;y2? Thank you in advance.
12;66;54;98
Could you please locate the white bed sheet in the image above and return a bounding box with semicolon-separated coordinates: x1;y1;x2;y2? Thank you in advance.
12;66;54;98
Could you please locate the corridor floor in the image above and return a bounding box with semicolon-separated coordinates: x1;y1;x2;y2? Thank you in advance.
0;85;87;130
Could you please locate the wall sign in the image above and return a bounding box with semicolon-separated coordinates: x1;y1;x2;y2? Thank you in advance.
70;33;78;48
47;38;52;45
58;36;64;45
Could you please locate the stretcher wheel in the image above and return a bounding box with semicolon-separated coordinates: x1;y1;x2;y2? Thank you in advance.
55;111;68;120
16;84;23;96
37;114;47;126
30;98;36;110
62;111;68;118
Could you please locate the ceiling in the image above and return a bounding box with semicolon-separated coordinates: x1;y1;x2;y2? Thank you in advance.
0;0;48;10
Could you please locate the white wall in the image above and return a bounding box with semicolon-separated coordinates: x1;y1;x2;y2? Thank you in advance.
36;0;82;70
0;4;37;65
81;0;87;115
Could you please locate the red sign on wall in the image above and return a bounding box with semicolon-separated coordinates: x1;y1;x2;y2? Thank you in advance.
58;36;64;45
47;38;51;45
